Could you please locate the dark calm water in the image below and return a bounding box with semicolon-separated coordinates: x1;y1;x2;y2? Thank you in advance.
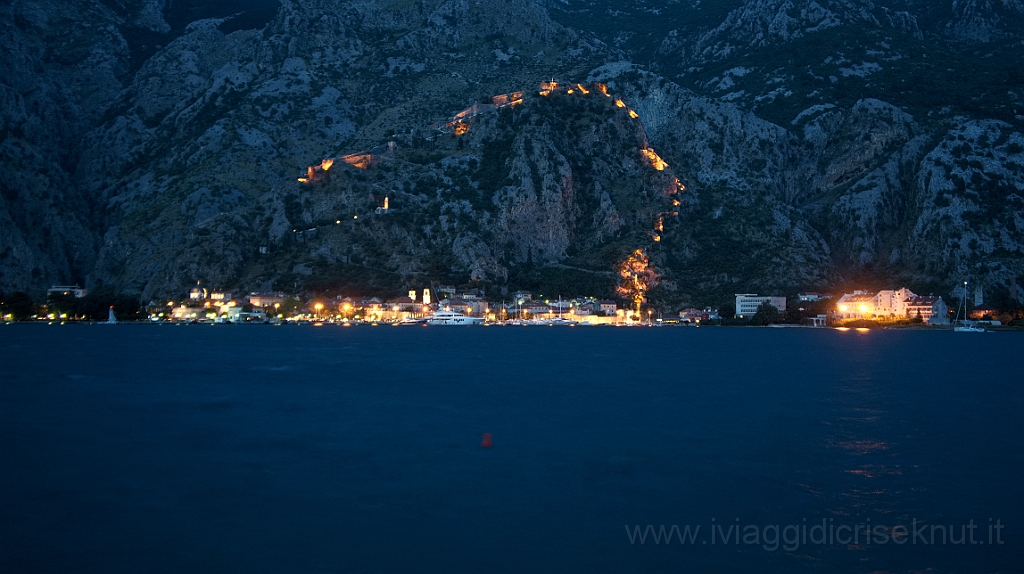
2;324;1022;573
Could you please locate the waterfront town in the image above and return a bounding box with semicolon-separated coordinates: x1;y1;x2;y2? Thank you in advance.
6;281;1020;328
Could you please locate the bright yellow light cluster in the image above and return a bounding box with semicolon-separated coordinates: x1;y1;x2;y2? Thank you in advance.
641;147;669;171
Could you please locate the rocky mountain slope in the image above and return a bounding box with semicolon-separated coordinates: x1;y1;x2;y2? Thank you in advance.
2;0;1023;308
549;0;1024;304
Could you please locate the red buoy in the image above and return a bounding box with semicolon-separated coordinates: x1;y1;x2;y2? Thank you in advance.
480;433;492;448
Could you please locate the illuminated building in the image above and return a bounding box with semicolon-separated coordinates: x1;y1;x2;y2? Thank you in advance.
210;290;232;302
512;290;533;302
904;296;949;323
521;301;552;316
734;294;786;319
797;292;832;302
387;296;417;313
248;292;285;307
597;300;618;316
969;304;999;320
189;283;207;300
47;285;87;298
835;289;949;323
835;288;914;319
679;308;720;323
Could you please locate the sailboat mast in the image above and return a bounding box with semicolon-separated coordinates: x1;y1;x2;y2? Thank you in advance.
962;280;968;325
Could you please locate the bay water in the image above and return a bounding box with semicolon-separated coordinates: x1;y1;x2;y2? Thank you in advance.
2;324;1021;572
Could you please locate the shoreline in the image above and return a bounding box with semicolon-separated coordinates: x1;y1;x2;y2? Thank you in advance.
8;317;1024;331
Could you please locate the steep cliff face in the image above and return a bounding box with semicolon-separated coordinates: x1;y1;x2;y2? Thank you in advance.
943;0;1024;42
250;91;678;294
0;1;134;292
590;65;839;297
73;0;607;297
901;121;1024;282
554;0;1024;301
591;51;1023;299
682;0;881;63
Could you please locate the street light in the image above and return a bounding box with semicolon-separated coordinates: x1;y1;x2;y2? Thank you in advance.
314;302;324;319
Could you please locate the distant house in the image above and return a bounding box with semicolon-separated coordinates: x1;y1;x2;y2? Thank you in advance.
248;292;285;307
522;302;551;316
574;303;594;316
597;300;617;315
905;295;949;324
47;285;87;298
548;299;572;311
678;308;710;323
441;298;478;316
436;285;457;297
460;288;485;301
386;296;417;312
969;304;998;320
189;285;207;300
512;290;533;302
735;294;786;319
364;298;384;317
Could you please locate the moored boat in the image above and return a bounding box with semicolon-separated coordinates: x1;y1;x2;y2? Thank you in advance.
953;280;986;333
425;310;484;325
532;317;578;326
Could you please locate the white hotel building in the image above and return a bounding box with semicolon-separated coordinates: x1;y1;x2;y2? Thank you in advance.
835;288;949;323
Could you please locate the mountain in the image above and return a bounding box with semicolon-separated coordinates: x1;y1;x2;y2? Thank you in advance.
2;0;1023;309
547;0;1024;303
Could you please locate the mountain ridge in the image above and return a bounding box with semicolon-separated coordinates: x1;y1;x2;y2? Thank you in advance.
2;0;1022;310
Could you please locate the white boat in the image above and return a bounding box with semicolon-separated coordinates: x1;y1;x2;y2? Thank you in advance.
425;310;484;325
533;317;578;326
952;280;985;332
